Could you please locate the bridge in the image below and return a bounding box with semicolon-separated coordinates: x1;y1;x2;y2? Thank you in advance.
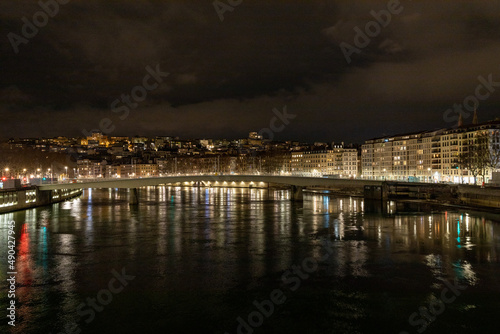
38;175;384;203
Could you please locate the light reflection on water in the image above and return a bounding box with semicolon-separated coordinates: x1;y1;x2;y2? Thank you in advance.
0;187;499;333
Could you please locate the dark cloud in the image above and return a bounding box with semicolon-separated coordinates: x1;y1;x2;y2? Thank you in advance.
1;0;500;142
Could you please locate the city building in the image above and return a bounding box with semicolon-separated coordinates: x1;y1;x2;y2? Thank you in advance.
298;147;359;177
120;164;159;178
77;159;103;178
361;116;500;184
302;150;331;176
291;152;304;175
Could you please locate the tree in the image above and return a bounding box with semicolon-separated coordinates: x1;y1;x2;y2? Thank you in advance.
458;148;479;185
459;131;500;185
486;130;500;170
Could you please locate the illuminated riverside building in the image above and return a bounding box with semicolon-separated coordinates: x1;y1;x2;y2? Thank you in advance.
336;147;358;177
291;152;304;175
77;160;159;178
294;147;359;177
120;164;159;178
361;117;500;184
302;150;331;176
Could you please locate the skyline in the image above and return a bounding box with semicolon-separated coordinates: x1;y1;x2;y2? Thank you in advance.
2;111;496;146
2;1;500;143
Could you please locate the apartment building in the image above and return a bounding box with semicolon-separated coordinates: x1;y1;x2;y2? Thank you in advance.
361;118;500;183
291;152;304;175
303;150;331;176
76;159;103;178
294;147;359;177
120;164;159;178
341;148;358;177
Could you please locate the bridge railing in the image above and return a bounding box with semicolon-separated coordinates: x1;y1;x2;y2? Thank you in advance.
52;173;439;184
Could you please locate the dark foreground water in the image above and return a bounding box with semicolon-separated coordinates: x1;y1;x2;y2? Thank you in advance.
1;187;500;334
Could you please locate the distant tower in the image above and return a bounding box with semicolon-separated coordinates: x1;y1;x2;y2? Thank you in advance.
472;107;478;125
458;113;464;127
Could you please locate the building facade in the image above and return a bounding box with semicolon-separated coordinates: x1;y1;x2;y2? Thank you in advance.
361;119;500;184
293;147;359;177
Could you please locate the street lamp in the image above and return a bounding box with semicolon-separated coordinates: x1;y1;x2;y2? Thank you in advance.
427;168;431;183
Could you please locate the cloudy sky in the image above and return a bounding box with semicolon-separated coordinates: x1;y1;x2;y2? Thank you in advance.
1;0;500;143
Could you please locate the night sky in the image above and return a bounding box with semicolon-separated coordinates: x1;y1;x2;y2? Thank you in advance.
1;0;500;143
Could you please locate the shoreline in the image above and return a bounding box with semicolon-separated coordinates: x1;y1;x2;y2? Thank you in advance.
304;187;500;216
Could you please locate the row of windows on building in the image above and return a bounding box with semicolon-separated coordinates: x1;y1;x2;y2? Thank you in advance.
0;192;18;207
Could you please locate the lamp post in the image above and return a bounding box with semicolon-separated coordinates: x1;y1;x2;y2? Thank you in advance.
427;167;431;183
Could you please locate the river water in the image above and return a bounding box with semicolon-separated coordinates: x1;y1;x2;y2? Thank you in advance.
1;187;500;334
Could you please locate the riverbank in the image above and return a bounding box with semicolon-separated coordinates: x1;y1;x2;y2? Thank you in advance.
305;182;500;213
